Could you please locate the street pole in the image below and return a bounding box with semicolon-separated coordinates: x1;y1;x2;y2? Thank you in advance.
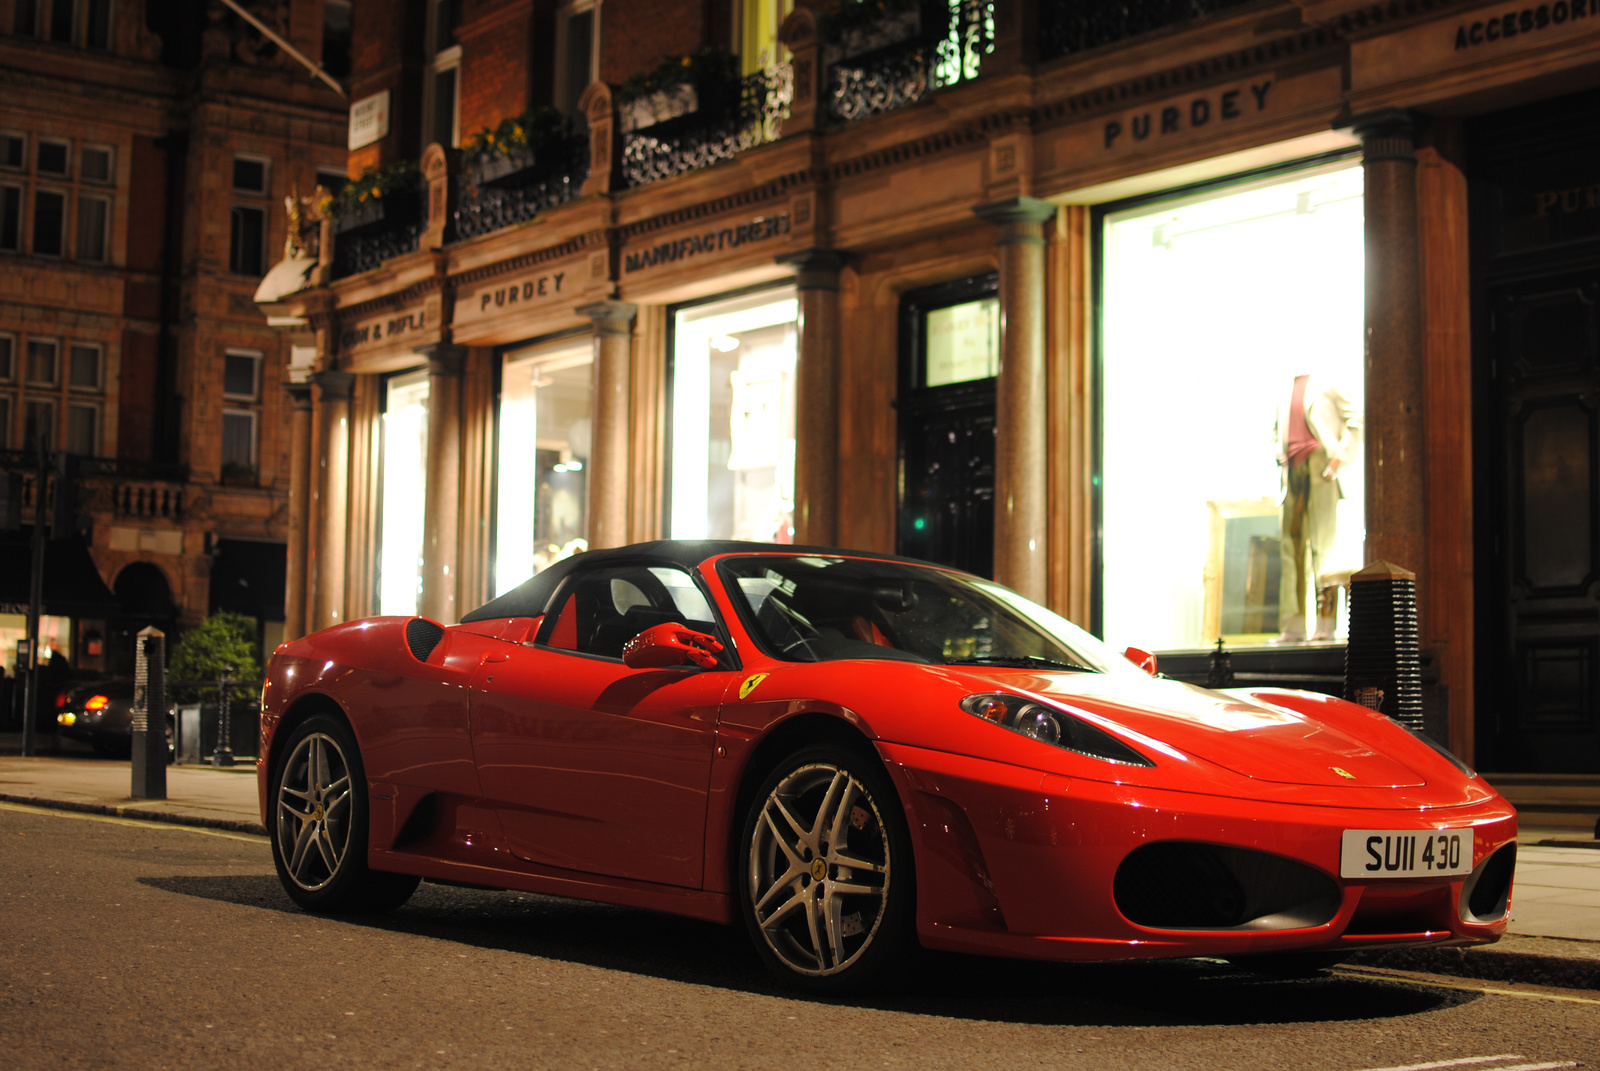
21;434;47;757
211;664;235;767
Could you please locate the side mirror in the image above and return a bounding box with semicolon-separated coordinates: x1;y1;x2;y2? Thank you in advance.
622;622;725;669
1123;646;1158;676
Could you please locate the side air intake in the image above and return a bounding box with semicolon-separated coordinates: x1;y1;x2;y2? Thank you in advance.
405;617;446;663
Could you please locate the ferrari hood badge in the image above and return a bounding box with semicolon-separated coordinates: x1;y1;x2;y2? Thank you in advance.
739;673;770;699
1331;766;1356;780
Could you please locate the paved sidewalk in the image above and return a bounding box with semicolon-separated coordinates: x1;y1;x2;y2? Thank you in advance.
0;755;264;835
3;754;1600;988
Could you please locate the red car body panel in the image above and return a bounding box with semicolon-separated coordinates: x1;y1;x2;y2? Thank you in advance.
258;546;1517;962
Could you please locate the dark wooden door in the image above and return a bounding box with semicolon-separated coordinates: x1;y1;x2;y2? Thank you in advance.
897;388;995;577
1483;268;1600;772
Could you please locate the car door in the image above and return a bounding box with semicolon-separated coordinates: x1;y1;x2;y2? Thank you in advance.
467;561;735;888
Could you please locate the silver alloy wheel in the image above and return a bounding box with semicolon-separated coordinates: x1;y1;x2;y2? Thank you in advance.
748;762;892;976
276;732;354;891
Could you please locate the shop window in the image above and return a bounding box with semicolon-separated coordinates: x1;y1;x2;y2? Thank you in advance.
66;402;95;455
0;185;19;251
378;369;430;615
24;398;53;451
36;139;68;176
224;349;260;399
85;0;109;49
80;144;112;184
0;613;72;668
668;286;798;542
495;340;592;593
0;132;23;170
425;0;462;148
232;155;269;195
221;408;256;475
555;1;597;117
1097;160;1365;652
75;193;107;261
26;338;57;385
32;188;64;255
230;204;265;275
68;342;100;390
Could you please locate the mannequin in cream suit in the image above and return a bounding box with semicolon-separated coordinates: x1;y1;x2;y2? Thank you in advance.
1275;374;1362;642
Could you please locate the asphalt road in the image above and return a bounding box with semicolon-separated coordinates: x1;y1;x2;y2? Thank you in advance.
2;802;1596;1071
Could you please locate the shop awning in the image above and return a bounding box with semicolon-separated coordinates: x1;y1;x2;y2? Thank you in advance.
0;530;120;619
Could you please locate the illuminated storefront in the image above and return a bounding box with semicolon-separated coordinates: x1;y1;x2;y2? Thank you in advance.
1098;161;1366;652
377;369;429;616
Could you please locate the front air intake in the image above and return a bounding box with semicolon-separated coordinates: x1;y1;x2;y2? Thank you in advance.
1462;842;1516;923
1114;841;1341;931
405;617;446;663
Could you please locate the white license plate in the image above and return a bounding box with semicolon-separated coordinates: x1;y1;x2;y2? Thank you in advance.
1340;828;1474;878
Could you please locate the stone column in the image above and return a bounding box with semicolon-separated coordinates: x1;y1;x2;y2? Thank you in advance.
974;197;1055;602
283;381;314;640
310;370;355;631
783;250;844;546
578;301;637;550
420;344;465;622
1355;109;1426;579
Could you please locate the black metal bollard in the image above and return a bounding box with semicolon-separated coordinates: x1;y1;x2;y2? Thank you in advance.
1344;560;1424;731
210;664;235;767
131;627;167;799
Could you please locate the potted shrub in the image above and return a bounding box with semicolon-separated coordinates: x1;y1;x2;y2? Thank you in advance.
461;108;569;189
324;160;423;234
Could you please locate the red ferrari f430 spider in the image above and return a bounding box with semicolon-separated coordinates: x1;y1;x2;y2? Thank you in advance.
259;542;1516;992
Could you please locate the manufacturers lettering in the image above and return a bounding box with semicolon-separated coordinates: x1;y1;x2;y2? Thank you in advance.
1104;81;1273;150
623;213;792;273
1455;0;1590;48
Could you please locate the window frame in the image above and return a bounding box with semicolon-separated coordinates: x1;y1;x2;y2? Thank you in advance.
0;184;21;252
221;407;259;471
0;333;13;381
424;0;463;148
0;395;10;450
65;400;97;456
23;396;55;452
79;143;113;185
84;0;111;50
31;186;66;256
223;348;262;401
229;203;266;276
231;153;272;196
25;337;59;386
35;137;70;179
74;191;108;262
67;341;101;391
0;131;25;172
554;0;601;117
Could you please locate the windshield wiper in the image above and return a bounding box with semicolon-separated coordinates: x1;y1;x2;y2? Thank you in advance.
944;654;1098;673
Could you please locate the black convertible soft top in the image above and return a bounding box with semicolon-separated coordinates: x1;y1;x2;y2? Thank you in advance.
459;539;929;623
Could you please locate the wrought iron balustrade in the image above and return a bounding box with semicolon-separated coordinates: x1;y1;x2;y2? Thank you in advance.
331;218;425;280
1039;0;1261;60
621;65;792;188
453;136;590;242
826;1;994;125
0;454;188;520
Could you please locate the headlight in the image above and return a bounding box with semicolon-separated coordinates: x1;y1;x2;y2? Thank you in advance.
57;712;77;727
960;693;1154;767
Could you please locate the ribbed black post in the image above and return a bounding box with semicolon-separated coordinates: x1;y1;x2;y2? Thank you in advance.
131;627;167;800
1344;561;1423;729
1206;638;1235;689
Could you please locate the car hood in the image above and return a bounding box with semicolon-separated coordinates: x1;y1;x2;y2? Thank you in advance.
999;672;1428;788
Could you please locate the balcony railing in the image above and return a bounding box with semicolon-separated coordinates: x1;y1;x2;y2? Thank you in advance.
621;65;792;188
825;0;993;124
453;134;590;242
330;216;424;280
1038;0;1262;61
0;454;188;522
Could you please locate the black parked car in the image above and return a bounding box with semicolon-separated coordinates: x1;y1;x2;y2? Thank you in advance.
55;680;170;757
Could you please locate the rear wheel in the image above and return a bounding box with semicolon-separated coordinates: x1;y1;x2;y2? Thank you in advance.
738;744;914;994
270;713;419;913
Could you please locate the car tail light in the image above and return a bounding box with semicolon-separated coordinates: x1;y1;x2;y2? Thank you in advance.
57;712;77;727
85;695;110;711
959;692;1154;767
54;692;69;709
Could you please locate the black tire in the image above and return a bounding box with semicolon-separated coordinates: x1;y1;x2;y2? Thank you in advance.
269;713;420;913
738;743;915;994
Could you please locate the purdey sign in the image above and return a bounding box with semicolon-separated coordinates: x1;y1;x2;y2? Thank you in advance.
1103;81;1274;150
453;257;593;339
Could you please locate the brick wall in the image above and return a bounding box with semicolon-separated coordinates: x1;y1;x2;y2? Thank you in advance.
601;0;710;85
458;1;539;137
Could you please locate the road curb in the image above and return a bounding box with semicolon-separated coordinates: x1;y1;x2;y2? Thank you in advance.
0;792;267;837
1349;940;1600;991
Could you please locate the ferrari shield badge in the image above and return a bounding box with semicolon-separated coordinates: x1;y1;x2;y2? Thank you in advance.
739;673;770;699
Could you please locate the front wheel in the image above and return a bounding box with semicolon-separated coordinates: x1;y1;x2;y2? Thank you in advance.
270;713;419;913
738;744;915;994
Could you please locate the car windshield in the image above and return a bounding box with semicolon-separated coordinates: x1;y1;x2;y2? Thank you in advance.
717;555;1143;674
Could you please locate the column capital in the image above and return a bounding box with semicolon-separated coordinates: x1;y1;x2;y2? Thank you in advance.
284;380;313;408
779;249;846;291
577;300;639;336
1351;108;1418;164
309;369;355;402
974;197;1057;244
419;342;467;377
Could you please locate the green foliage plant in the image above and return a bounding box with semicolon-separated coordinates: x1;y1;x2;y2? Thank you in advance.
320;159;422;220
461;107;567;171
615;46;740;105
169;611;263;702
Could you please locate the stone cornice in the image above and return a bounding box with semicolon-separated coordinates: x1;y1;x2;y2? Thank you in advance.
449;229;609;288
